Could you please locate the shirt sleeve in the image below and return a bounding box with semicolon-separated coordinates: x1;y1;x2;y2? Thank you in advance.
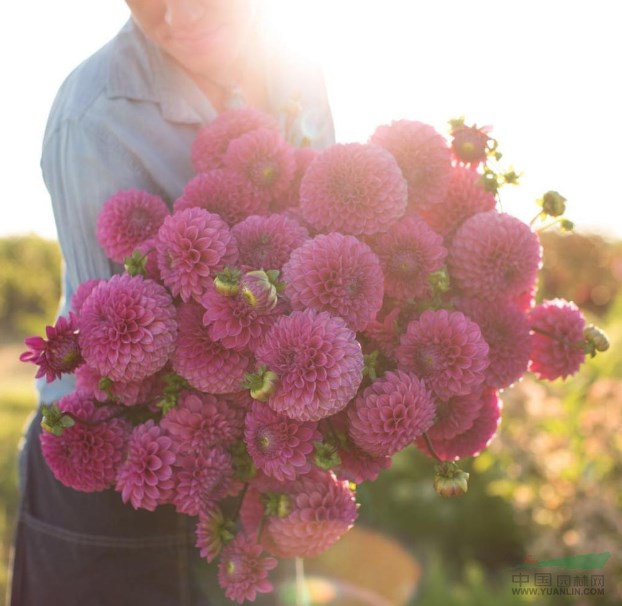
41;117;161;295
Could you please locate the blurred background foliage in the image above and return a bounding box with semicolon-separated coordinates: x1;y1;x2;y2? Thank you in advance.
1;231;620;605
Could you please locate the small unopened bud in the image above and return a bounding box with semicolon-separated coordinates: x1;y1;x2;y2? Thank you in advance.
433;461;469;497
583;324;610;357
240;270;279;313
540;190;567;217
262;492;292;518
313;441;341;470
124;249;149;276
214;267;241;297
41;404;75;436
560;219;574;232
429;267;451;294
230;440;257;481
243;366;279;402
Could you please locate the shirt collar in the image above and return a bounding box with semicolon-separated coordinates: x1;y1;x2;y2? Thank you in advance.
106;20;217;125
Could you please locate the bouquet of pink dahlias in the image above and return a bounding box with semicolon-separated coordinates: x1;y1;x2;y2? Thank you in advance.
21;107;610;603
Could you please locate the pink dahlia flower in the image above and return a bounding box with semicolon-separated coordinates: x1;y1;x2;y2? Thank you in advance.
347;370;436;457
244;400;320;481
450;123;492;166
191;107;280;173
129;237;161;281
371;216;447;301
78;274;177;383
370;120;452;211
249;470;358;558
282;232;384;332
172;301;251;394
456;297;531;390
196;506;235;563
528;299;586;380
231;213;309;271
70;279;102;315
396;309;490;400
416;388;502;460
362;307;404;359
448;210;542;300
40;391;130;492
156;207;238;303
255;310;364;422
425;390;485;442
172;447;234;516
173;168;267;226
21;313;82;382
418;165;496;240
223;127;296;206
115;420;176;511
276;146;320;211
299;142;407;235
161;390;245;453
218;533;278;604
201;287;283;352
96;189;169;264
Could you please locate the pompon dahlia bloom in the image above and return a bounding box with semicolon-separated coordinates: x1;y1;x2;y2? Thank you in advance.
282;232;384;332
456;297;531;390
171;301;251;394
254;309;364;422
96;189;169;264
448;210;542;300
347;370;436;457
362;307;404;359
196;506;235;563
416;388;502;460
396;309;490;400
370;120;452;211
115;420;176;511
424;390;486;442
161;390;245;454
40;391;130;492
223;127;296;205
201;287;283;352
231;213;309;271
70;279;102;314
218;533;278;604
276;146;320;211
191;107;280;173
156;207;238;303
244;400;320;481
173;168;267;226
528;299;586;380
299;142;408;236
370;216;447;301
417;165;496;240
172;447;234;516
21;313;82;382
78;274;177;383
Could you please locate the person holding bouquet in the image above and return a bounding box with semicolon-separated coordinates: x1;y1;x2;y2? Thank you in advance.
8;1;334;604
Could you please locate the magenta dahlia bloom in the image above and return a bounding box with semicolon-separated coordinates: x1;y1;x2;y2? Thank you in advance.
96;189;169;264
371;216;447;301
244;400;320;481
223;127;296;205
218;533;278;604
171;301;251;394
528;299;586;381
425;390;486;442
156;207;238;303
115;420;176;511
347;370;436;457
161;390;245;453
450;123;492;166
21;313;83;382
173;168;267;226
78;274;177;383
249;470;358;558
201;287;283;352
396;309;489;400
231;213;309;271
196;506;235;563
418;165;496;239
191;107;280;173
70;279;102;315
254;310;364;422
370;120;452;211
276;146;320;211
40;391;130;492
362;307;403;359
172;447;234;516
282;232;384;332
456;297;531;390
299;142;407;236
416;388;502;460
448;210;542;300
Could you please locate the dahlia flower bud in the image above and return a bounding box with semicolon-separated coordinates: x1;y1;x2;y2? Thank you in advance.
583;324;610;356
123;248;149;277
313;441;341;471
540;190;567;217
243;366;279;402
433;461;469;497
40;403;75;436
214;267;242;297
240;270;279;313
262;491;293;518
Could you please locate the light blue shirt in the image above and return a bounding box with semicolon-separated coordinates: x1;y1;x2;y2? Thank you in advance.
39;19;335;404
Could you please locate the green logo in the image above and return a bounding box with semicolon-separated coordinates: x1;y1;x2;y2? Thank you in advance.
516;552;611;571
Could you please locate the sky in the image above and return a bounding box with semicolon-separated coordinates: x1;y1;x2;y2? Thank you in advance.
2;0;621;241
